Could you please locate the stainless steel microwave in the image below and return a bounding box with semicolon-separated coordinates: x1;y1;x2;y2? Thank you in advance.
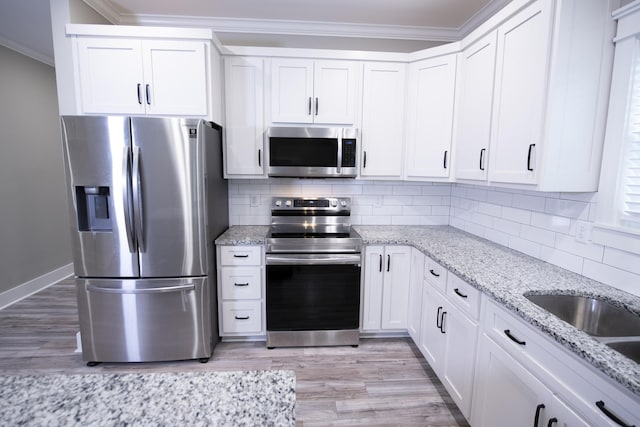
266;127;358;178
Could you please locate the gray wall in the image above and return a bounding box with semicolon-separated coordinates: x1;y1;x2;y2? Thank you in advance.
0;44;71;293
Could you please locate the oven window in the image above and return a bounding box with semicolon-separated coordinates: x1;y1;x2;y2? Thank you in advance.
269;138;338;167
266;264;360;331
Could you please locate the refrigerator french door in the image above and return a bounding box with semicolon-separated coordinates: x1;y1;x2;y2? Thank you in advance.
61;116;228;363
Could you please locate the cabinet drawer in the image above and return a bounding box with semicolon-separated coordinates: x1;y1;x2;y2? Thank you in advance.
219;246;262;266
220;267;261;300
425;258;448;293
446;274;481;319
221;301;262;334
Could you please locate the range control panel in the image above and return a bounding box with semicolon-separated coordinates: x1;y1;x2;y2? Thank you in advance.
271;197;350;212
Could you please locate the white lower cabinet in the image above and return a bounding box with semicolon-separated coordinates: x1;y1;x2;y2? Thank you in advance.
472;298;640;427
361;245;411;331
216;245;264;337
407;248;425;342
418;272;479;420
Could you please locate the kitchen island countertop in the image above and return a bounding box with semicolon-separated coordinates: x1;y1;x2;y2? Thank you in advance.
215;224;640;397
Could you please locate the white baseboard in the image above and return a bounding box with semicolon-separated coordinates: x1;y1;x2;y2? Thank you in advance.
0;263;74;310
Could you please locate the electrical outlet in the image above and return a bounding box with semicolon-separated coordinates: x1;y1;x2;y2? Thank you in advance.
575;221;592;243
250;195;260;207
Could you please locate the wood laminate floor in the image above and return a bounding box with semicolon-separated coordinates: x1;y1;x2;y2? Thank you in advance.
0;278;469;426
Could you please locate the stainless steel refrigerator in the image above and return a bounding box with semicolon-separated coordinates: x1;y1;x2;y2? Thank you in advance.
61;116;228;364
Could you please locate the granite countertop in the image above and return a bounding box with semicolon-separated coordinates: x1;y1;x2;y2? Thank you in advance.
0;370;295;426
215;225;640;397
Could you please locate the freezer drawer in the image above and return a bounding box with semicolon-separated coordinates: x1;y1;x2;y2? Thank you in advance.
77;277;212;362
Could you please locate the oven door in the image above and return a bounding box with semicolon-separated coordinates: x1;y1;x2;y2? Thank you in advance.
265;253;361;347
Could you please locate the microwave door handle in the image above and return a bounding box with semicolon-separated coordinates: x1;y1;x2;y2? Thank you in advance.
337;132;343;174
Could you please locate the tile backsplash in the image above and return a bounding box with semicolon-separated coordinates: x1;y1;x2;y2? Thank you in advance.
229;179;640;297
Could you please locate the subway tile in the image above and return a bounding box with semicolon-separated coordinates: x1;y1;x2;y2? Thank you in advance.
520;224;556;247
544;198;589;220
270;183;302;195
331;184;363;195
493;218;521;236
471;212;494;228
383;195;414;206
393;185;424;195
555;234;604;261
392;216;421;225
484;229;510;246
583;260;640;296
603;247;640;275
465;222;487;238
509;236;542;258
477;201;502;217
451;186;467;198
422;185;452;196
512;194;546;213
373;205;403;216
539;247;584;274
238;183;271;195
362;185;393;195
486;190;513;206
361;215;392;225
413;196;444;206
352;205;373;216
298;183;333;195
422;215;449;225
431;206;451;216
502;206;532;224
229;195;250;205
449;217;467;231
467;188;489;202
531;212;571;234
403;205;432;216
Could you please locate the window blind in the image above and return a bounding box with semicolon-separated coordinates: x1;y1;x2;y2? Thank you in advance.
620;38;640;229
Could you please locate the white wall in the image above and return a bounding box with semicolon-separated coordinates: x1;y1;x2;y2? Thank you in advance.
231;179;640;297
229;179;451;226
450;184;640;297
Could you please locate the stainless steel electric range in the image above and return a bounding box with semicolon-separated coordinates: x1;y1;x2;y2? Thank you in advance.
265;197;362;348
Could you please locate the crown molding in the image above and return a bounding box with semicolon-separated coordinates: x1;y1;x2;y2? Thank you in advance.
82;0;510;43
117;14;460;42
0;36;54;66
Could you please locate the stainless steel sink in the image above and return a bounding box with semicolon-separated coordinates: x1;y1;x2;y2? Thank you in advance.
525;293;640;364
524;294;640;337
606;340;640;364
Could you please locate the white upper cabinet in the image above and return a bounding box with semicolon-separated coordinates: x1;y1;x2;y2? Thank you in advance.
76;37;208;116
405;53;458;180
223;57;265;177
360;62;407;178
487;0;551;185
453;32;497;181
454;0;618;191
270;59;357;125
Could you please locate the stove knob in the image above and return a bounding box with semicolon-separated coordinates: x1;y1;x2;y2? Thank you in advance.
340;200;348;207
331;199;338;207
275;200;282;207
285;200;292;207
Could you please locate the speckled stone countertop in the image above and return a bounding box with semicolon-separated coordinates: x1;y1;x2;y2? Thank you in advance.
216;225;640;397
0;370;295;426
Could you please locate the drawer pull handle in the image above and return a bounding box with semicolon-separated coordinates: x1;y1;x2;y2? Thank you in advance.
504;329;526;346
534;403;545;427
233;254;249;258
439;311;447;334
546;418;557;427
429;269;440;277
234;315;250;320
379;254;383;272
596;401;634;427
454;288;468;298
234;283;249;287
436;306;443;328
387;254;391;272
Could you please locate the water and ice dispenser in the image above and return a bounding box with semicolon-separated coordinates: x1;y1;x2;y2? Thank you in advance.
76;186;112;231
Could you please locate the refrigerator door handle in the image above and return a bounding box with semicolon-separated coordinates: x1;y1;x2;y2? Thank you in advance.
132;146;145;252
122;147;136;253
87;283;196;294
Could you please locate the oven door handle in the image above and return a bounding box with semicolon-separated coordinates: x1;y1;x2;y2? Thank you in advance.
266;254;362;265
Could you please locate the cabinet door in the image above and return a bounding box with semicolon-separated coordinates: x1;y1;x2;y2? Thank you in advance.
270;59;314;123
142;40;208;116
488;0;552;184
76;37;145;115
360;62;406;178
440;305;478;419
381;246;411;329
313;61;357;124
405;54;457;179
472;334;552;427
361;246;385;331
454;32;497;181
407;248;425;343
419;284;448;373
224;57;265;176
